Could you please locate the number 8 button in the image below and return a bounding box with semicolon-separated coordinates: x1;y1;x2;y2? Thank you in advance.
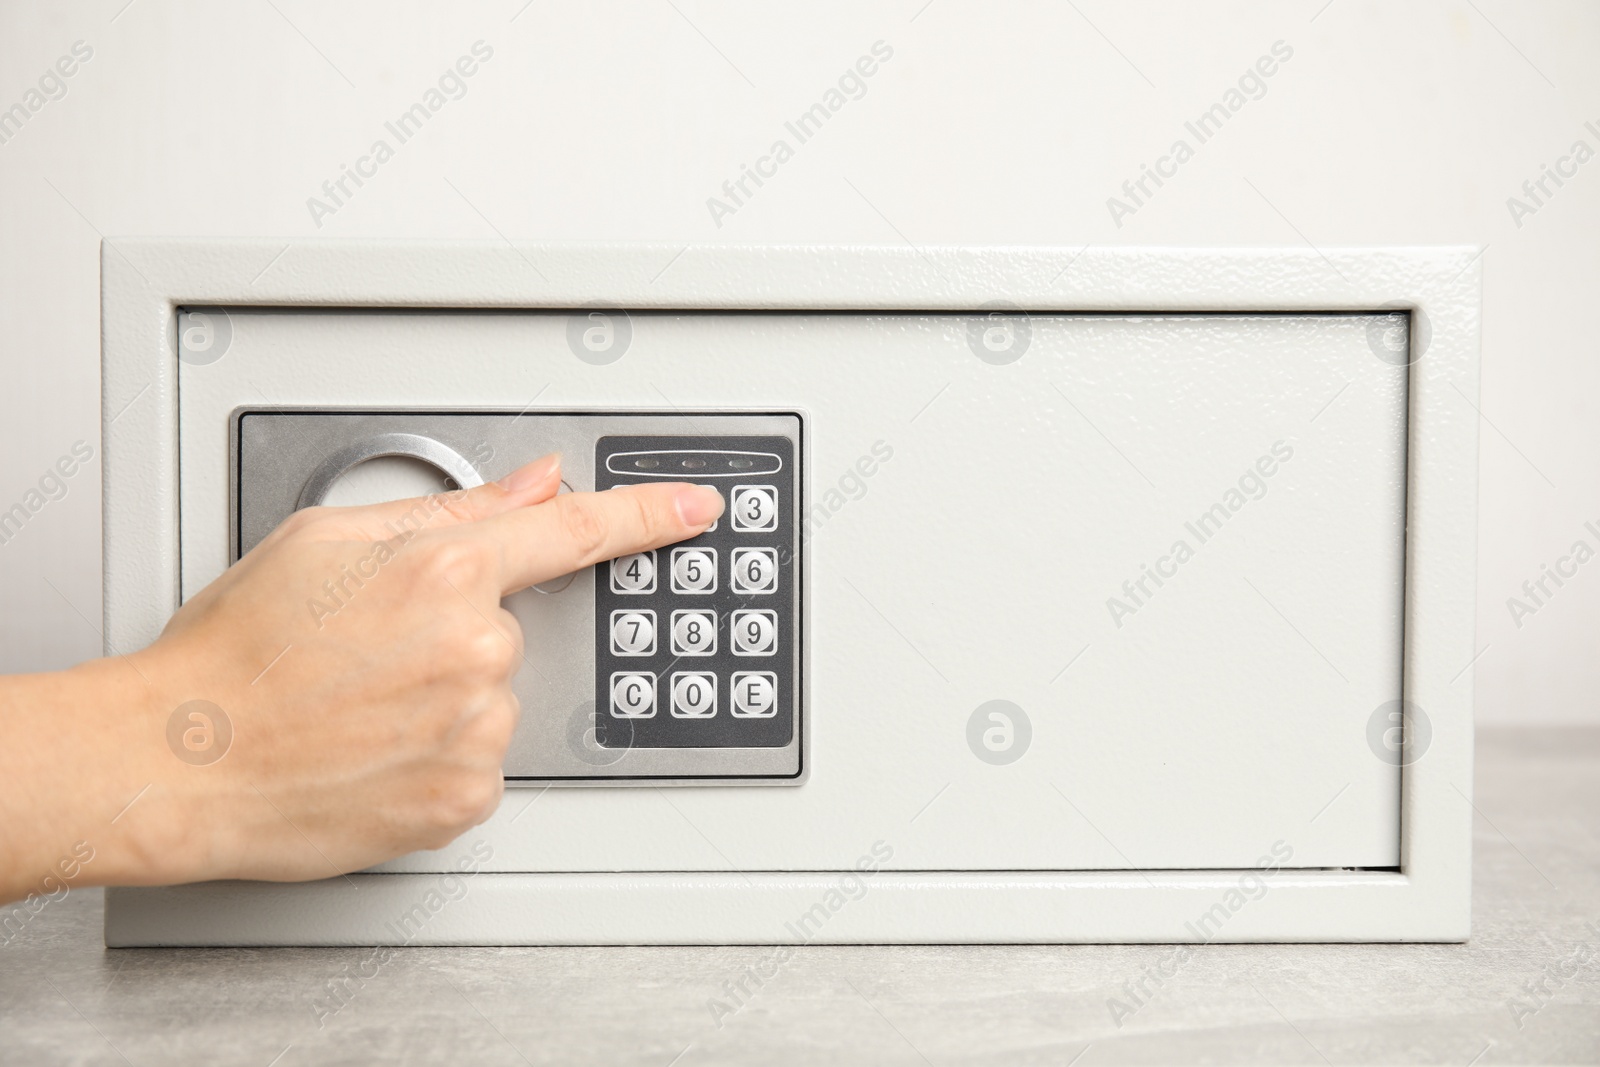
731;485;778;531
671;609;717;656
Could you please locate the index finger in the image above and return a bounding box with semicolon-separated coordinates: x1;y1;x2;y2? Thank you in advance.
466;481;725;594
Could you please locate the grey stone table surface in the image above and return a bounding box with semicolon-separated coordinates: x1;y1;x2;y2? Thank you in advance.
2;727;1597;1066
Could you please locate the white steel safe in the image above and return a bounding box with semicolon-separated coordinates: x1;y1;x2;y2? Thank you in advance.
101;242;1479;945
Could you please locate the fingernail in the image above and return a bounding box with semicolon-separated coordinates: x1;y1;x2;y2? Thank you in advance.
497;452;562;493
676;484;725;527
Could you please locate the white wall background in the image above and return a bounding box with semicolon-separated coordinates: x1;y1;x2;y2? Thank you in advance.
0;0;1595;724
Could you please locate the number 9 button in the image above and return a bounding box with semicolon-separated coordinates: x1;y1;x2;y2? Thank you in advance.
731;609;777;655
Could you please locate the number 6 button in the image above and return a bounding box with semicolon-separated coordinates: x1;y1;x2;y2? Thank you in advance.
670;547;717;594
731;485;778;532
731;609;778;655
731;548;778;594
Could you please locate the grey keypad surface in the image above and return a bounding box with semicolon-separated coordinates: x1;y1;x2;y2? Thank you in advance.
594;435;798;749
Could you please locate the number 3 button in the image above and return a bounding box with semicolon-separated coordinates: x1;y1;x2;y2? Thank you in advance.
670;547;717;594
731;548;778;594
731;485;778;531
731;609;777;655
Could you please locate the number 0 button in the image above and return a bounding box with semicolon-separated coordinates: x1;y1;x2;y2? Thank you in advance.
670;548;717;594
731;672;777;717
610;610;656;656
731;548;778;594
671;672;717;718
610;551;656;594
731;609;778;655
731;485;778;531
609;672;656;718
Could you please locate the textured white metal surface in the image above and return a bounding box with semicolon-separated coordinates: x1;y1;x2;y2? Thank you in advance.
107;869;1426;947
101;242;1478;943
181;310;1401;870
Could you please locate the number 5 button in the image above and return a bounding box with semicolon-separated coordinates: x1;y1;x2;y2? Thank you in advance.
670;547;717;594
731;609;777;655
731;548;778;594
731;485;778;531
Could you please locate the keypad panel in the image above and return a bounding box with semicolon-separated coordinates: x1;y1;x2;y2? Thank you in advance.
593;435;798;748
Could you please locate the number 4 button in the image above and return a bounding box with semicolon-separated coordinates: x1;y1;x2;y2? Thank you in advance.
610;551;656;594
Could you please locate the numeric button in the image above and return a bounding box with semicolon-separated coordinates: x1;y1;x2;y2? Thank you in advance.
670;547;718;594
731;485;778;532
730;672;777;717
610;610;656;656
609;672;656;718
671;609;717;656
731;548;778;594
731;609;778;655
610;551;656;594
670;672;717;718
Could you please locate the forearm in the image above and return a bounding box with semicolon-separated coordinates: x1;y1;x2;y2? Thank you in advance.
0;654;177;905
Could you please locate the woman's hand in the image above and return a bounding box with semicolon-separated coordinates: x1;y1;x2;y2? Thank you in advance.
0;454;723;903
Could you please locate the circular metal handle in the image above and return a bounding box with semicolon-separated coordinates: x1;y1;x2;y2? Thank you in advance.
297;433;483;510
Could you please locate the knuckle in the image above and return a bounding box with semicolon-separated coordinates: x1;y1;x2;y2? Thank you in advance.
433;489;482;525
438;773;502;830
417;538;494;587
557;495;611;562
457;628;518;678
472;773;505;823
484;692;521;749
626;488;666;543
276;506;325;539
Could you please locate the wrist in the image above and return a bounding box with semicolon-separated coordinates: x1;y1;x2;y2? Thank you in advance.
51;651;220;890
97;642;249;887
0;655;148;902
